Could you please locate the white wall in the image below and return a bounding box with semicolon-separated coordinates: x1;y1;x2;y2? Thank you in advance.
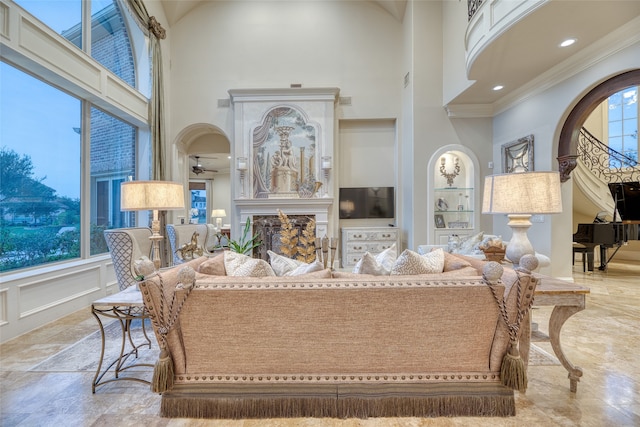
338;119;397;229
405;1;488;250
167;1;404;145
441;0;474;105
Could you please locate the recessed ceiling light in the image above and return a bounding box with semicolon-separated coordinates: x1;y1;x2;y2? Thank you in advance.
560;38;576;47
493;85;504;91
227;156;231;159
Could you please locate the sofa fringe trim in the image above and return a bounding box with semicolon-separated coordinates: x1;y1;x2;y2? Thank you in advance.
160;394;515;419
159;383;515;419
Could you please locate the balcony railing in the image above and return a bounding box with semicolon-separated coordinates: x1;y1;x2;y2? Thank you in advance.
468;0;485;21
578;127;639;183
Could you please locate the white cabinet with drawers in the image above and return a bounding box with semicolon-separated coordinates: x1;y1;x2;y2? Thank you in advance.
341;226;399;269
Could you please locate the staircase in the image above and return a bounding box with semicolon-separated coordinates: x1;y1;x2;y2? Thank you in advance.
573;127;640;263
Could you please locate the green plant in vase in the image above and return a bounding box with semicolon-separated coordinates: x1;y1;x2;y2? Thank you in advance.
220;217;262;255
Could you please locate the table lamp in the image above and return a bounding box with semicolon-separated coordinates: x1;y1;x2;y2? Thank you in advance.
121;180;185;269
482;171;562;267
211;209;227;230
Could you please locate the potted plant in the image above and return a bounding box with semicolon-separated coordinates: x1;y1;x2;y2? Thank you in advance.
218;217;262;255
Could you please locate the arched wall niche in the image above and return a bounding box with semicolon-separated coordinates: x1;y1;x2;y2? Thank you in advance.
557;69;640;182
427;144;481;245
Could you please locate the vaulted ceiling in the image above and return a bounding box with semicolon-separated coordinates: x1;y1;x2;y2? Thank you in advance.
158;0;639;109
159;0;407;26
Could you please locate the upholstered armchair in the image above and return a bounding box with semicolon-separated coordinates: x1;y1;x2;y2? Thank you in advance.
104;227;153;291
166;223;214;265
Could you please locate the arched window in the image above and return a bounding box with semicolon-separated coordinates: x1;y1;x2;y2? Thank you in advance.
607;87;638;163
14;0;149;94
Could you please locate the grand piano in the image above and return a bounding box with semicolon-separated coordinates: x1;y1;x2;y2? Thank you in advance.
573;181;640;271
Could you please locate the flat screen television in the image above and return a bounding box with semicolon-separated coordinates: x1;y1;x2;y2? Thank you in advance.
339;187;395;219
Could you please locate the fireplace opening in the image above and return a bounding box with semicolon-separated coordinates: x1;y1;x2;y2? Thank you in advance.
252;214;316;260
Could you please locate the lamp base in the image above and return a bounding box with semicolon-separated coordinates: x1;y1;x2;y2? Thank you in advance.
150;210;163;270
216;218;222;230
149;234;163;270
505;214;534;268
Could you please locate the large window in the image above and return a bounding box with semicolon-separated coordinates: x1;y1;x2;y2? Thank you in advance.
90;107;138;255
0;63;81;271
1;0;152;272
608;86;638;163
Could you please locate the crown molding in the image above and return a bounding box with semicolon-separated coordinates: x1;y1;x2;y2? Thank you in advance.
444;104;494;118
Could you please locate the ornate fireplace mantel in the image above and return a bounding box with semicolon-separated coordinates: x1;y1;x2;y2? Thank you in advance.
228;87;340;242
235;198;333;239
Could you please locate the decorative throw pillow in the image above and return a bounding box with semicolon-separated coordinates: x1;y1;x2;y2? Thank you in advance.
352;244;397;275
458;232;484;254
224;251;275;277
390;248;445;275
442;251;473;272
447;234;462;253
133;256;156;278
198;254;226;276
285;260;324;276
268;250;304;276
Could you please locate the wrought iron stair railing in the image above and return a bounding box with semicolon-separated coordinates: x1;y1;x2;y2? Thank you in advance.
577;127;639;183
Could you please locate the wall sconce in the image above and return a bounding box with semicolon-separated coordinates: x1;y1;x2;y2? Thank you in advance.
237;156;248;198
440;156;460;187
322;156;332;170
321;156;331;197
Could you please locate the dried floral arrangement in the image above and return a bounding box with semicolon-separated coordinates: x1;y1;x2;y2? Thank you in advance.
277;210;317;262
297;218;316;262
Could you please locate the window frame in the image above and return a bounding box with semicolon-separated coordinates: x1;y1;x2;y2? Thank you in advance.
0;0;152;272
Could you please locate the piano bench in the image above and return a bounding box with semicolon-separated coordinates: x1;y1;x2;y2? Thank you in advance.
573;243;588;272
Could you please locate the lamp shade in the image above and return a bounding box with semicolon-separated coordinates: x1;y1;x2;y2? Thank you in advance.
482;171;562;215
211;209;227;218
121;181;185;211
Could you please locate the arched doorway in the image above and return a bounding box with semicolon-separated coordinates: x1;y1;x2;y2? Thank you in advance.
557;69;640;181
558;69;640;267
173;124;232;226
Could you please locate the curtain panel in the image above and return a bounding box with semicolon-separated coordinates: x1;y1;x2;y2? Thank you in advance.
121;0;167;181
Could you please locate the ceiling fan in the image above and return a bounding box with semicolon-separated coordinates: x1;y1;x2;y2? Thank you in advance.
191;155;218;175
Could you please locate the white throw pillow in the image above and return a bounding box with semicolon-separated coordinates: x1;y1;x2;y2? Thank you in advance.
268;250;303;276
390;248;445;275
285;260;324;276
268;250;324;276
224;251;275;277
353;244;397;275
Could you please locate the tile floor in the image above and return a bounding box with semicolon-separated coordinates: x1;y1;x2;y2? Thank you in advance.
1;260;639;426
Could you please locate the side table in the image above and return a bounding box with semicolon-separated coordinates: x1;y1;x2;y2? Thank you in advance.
523;274;590;392
91;286;153;393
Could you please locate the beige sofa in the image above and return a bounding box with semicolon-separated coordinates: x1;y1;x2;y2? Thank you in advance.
139;253;538;419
